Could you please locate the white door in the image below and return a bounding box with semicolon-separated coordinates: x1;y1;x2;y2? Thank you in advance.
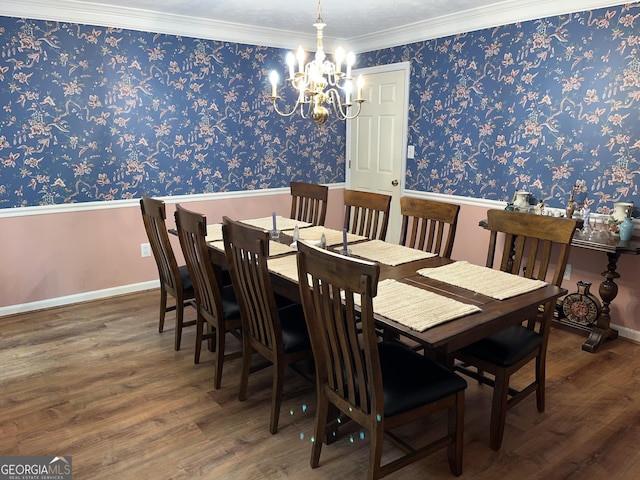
347;62;409;244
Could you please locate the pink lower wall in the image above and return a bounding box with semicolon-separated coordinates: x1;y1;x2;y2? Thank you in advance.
0;189;345;309
1;190;638;340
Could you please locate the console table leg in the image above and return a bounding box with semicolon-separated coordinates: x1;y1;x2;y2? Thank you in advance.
582;252;620;352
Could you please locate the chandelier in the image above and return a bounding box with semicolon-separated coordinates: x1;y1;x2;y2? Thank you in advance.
268;0;365;125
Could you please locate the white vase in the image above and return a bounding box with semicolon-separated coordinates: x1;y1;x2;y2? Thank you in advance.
613;202;634;223
514;191;531;210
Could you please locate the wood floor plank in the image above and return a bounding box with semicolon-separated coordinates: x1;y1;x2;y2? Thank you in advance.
1;289;639;479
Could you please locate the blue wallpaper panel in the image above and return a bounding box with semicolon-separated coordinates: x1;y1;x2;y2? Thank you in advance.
2;4;639;212
360;4;640;212
0;18;346;207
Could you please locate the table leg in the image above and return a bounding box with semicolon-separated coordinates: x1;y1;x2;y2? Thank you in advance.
582;251;620;352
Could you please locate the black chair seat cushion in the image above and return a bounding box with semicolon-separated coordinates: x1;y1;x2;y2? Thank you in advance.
278;304;311;354
378;341;467;417
178;264;193;293
459;325;542;367
221;285;241;320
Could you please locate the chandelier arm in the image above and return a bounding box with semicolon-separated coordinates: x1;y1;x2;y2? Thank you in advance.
271;98;304;118
342;101;363;120
325;88;363;120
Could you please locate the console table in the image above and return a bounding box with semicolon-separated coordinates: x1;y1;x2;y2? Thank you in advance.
566;237;640;352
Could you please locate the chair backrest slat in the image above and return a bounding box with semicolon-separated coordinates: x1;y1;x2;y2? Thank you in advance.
290;181;328;226
140;196;182;295
343;189;391;241
297;241;381;415
486;209;576;334
223;217;281;354
399;196;460;258
174;205;223;323
486;209;576;287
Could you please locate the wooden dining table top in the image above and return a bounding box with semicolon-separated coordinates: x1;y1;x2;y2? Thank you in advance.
205;220;567;355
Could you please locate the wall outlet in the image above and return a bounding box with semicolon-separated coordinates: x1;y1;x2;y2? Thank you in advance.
563;263;571;281
140;243;152;258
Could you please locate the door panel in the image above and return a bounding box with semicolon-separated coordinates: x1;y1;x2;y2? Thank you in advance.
347;64;409;243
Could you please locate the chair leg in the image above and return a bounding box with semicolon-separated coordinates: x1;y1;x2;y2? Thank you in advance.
194;313;204;364
174;297;184;351
269;360;285;434
448;390;464;476
311;391;329;469
536;355;545;412
238;337;252;402
213;325;225;390
158;288;168;333
207;323;215;352
367;418;385;480
489;370;510;451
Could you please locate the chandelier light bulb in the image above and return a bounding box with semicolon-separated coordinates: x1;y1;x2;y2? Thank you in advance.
269;71;279;97
296;47;305;74
344;80;352;105
346;52;355;79
335;47;345;74
357;74;365;101
286;52;295;80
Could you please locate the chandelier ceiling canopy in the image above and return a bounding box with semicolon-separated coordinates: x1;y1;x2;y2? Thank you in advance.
268;0;364;126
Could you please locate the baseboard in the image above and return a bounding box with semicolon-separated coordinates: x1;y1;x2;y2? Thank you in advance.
611;323;640;344
0;281;159;317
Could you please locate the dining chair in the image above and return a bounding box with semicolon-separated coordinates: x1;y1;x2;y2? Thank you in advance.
290;181;328;226
453;209;576;450
222;216;313;434
343;189;392;240
174;204;242;389
399;196;460;258
296;240;467;479
140;195;196;351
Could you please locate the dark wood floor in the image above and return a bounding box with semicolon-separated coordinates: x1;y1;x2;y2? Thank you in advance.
2;289;640;479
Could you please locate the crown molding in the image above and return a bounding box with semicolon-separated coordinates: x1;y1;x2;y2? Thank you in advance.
0;0;319;50
0;0;630;53
348;0;629;52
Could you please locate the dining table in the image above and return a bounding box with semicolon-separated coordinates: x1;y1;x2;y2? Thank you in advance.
204;216;568;356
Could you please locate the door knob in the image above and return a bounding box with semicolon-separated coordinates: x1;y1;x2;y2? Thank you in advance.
391;179;399;186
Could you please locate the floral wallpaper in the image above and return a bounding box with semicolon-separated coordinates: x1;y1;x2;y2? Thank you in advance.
0;17;346;208
1;3;639;212
361;3;640;213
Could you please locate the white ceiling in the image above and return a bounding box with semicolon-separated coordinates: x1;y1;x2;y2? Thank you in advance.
1;0;628;52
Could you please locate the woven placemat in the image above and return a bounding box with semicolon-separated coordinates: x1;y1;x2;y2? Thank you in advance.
296;226;367;246
206;223;223;242
209;240;225;252
241;216;311;231
267;255;299;282
348;240;437;266
269;241;295;256
209;240;293;257
417;261;547;300
355;279;481;332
